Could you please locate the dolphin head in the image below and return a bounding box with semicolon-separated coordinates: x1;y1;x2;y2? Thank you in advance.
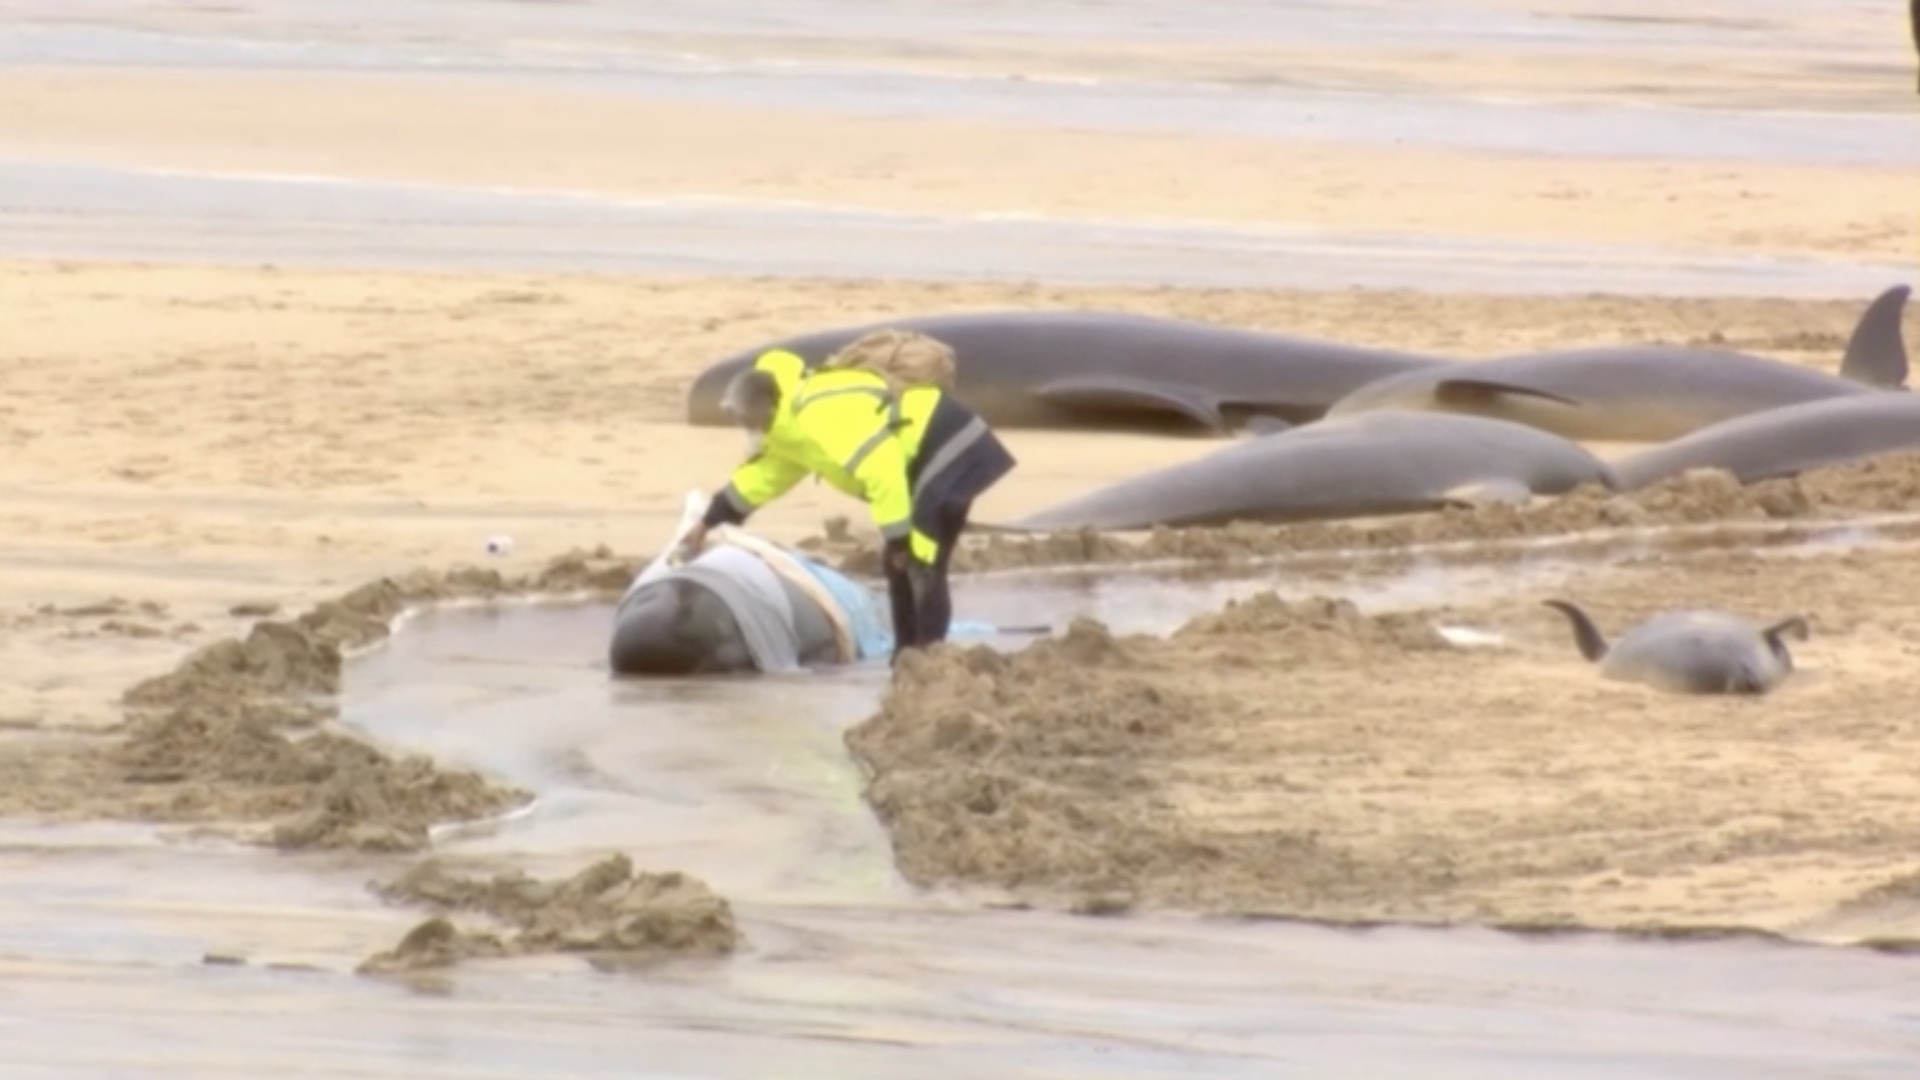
608;579;754;676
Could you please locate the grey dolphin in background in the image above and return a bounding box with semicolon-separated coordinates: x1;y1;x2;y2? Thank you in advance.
1612;393;1920;490
609;546;852;676
1324;284;1911;443
1543;600;1808;696
985;410;1617;533
685;310;1455;436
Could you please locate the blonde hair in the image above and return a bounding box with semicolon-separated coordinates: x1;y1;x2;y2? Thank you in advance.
821;328;958;392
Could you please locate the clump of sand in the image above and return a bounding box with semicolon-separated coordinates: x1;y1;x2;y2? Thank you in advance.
805;453;1920;578
49;548;644;852
358;853;741;975
845;599;1456;914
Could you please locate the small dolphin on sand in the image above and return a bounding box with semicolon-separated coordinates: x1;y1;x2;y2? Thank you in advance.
986;410;1617;533
685;310;1454;436
1324;284;1911;443
1542;600;1809;696
1612;393;1920;491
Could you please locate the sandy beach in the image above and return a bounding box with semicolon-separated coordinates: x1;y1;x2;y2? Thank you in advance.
5;1;1920;1068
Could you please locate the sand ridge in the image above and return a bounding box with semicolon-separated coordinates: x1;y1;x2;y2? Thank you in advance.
358;854;742;979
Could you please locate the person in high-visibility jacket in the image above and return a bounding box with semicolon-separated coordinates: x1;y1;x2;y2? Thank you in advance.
678;344;1017;661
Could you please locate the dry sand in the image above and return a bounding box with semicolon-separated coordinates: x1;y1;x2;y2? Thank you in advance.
9;255;1920;954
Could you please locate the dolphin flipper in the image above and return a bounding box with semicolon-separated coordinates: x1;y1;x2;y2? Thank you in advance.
1541;600;1611;663
1439;477;1532;508
1034;376;1227;431
1431;378;1584;409
1762;615;1811;647
1838;284;1911;389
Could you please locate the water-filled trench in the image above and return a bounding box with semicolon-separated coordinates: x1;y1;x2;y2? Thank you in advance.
6;527;1920;1077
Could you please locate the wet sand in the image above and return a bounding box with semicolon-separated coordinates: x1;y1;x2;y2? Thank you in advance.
3;69;1915;270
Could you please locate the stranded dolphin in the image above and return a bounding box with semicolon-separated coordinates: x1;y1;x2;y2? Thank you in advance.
608;499;1012;677
608;539;881;676
1610;392;1920;490
986;410;1617;533
685;310;1456;436
1542;600;1809;696
1323;284;1911;443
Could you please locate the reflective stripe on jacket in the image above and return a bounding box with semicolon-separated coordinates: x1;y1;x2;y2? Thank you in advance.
715;351;926;543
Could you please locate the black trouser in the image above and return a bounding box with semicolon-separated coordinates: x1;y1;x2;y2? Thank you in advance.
884;492;972;653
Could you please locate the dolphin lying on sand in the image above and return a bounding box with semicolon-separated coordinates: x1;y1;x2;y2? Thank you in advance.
1611;393;1920;491
1323;284;1911;443
985;410;1617;533
609;497;1008;677
1543;600;1808;696
609;535;888;676
685;310;1455;435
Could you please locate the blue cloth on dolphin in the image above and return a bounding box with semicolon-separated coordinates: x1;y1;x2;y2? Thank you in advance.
788;554;998;658
791;556;892;661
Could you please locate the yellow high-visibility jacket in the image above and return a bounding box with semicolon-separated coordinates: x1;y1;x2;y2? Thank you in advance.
712;349;946;560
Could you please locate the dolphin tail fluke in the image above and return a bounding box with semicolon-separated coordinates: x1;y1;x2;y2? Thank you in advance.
1541;599;1610;663
1838;284;1910;389
1034;375;1228;432
1431;378;1583;409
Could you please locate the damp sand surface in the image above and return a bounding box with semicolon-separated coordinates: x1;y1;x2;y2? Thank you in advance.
5;562;1920;1077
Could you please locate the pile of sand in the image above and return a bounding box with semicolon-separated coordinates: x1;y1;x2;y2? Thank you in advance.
847;601;1456;915
53;549;642;852
359;853;741;975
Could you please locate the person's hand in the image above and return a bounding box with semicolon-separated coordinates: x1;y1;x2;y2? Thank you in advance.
882;536;911;574
677;523;709;562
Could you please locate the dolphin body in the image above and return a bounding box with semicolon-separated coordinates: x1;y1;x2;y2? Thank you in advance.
1611;392;1920;491
685;310;1456;436
1324;285;1911;443
1543;600;1808;696
608;544;863;676
987;410;1618;533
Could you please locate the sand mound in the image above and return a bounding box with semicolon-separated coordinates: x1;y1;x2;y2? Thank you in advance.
805;453;1920;578
84;548;642;852
359;853;741;974
845;600;1458;913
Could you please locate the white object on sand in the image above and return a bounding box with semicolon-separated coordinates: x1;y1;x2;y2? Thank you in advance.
484;533;516;556
1436;624;1508;648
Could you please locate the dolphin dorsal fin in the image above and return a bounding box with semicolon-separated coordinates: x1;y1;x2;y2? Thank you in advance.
1838;284;1910;389
1542;600;1609;662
